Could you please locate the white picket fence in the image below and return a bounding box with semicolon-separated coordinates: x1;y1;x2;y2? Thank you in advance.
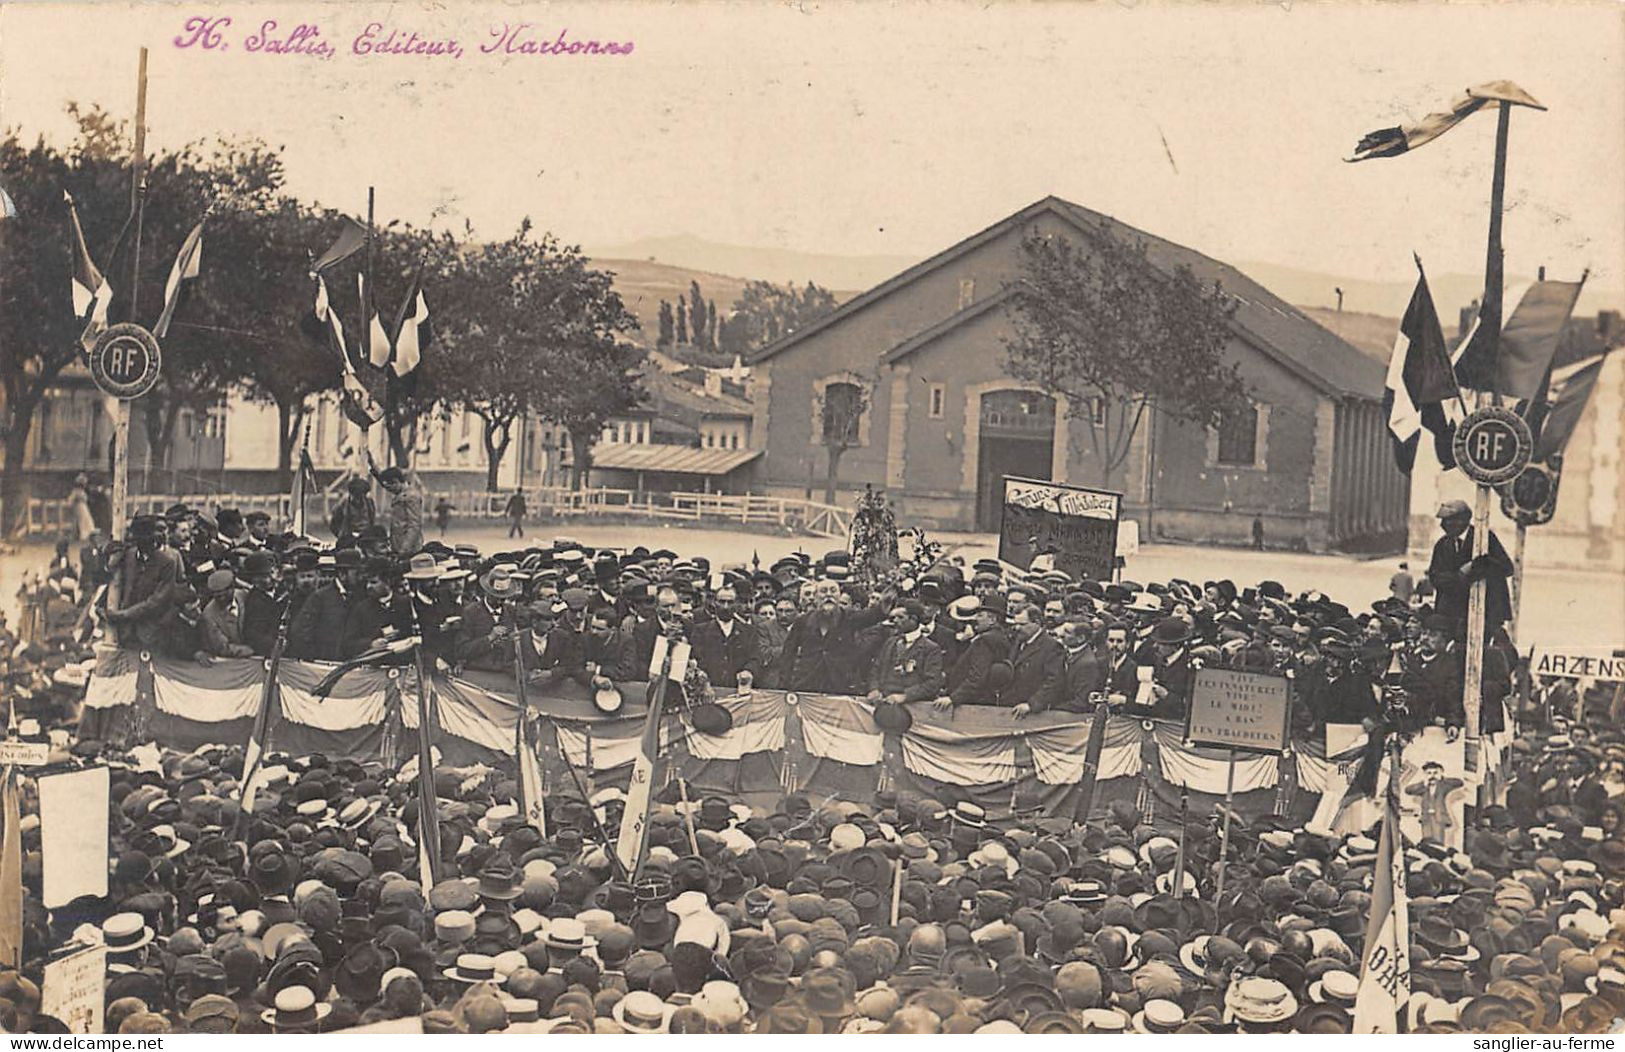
23;488;852;540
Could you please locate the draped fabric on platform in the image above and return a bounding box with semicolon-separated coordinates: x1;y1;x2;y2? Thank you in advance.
77;649;1340;828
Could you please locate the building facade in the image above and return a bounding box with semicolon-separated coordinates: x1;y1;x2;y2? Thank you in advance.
748;197;1408;553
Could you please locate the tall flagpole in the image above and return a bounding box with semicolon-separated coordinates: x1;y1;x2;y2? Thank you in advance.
111;47;148;540
1463;102;1513;779
356;187;375;484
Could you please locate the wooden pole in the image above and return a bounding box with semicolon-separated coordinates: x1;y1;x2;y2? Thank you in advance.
1464;103;1513;776
676;776;701;857
1172;788;1189;900
1211;749;1238;920
1510;521;1526;646
111;48;149;539
1075;697;1109;822
889;857;904;926
357;188;375;481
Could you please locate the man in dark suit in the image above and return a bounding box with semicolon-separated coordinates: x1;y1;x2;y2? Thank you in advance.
237;550;284;657
942;596;1009;708
1003;602;1066;716
868;600;946;705
777;579;889;693
1426;499;1512;641
1401;614;1466;734
287;550;363;661
1100;622;1139;701
1145;617;1194;720
105;515;185;651
1058;620;1105;712
688;585;760;690
455;567;523;673
604;585;684;683
1300;640;1379;728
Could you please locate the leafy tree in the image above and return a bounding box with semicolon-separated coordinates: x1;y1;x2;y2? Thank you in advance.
0;105;325;528
676;297;688;345
815;377;871;504
433;219;639;490
719;279;838;358
688;280;706;351
1002;224;1246;486
704;299;717;353
657;299;674;348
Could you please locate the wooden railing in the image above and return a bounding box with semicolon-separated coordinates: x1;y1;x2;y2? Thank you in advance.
24;489;852;540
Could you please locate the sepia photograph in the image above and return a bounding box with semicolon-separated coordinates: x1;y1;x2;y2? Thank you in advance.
0;0;1622;1038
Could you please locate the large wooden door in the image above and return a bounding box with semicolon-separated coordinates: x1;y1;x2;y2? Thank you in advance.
975;390;1056;531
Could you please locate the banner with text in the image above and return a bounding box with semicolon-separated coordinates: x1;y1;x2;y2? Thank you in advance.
998;476;1121;582
1185;668;1291;754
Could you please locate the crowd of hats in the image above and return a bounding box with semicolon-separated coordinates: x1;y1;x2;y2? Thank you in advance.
0;682;1621;1035
5;512;1623;1033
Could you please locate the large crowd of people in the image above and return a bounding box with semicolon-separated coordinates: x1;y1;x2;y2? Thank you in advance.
1;489;1622;1035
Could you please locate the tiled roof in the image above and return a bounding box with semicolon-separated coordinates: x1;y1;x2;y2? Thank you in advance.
750;196;1385;401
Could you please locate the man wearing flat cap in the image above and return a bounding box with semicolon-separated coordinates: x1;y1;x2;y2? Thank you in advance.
1426;499;1511;642
197;569;255;662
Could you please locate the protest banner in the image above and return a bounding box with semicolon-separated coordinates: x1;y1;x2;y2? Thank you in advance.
1185;668;1291;754
42;943;106;1035
997;476;1121;582
38;767;110;908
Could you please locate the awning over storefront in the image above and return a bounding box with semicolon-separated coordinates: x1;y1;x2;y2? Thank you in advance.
588;444;762;476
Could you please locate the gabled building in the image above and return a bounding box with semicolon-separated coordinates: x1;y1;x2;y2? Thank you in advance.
747;196;1408;553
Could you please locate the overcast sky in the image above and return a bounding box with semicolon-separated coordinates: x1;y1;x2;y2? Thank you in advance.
3;1;1621;309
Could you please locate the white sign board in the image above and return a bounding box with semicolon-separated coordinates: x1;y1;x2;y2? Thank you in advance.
0;741;49;767
1530;646;1625;682
42;943;106;1035
649;636;691;681
1185;668;1291;754
39;767;110;908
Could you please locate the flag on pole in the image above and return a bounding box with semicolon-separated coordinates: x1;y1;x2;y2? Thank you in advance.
314;275;382;427
289;445;319;537
362;273;391;369
1347;80;1545;162
1490;279;1586;402
310;216;366;274
516;708;548;839
65;191;112;354
0;770;22;968
1383;262;1460;473
615;671;669;875
387;267;431;377
1352;774;1411;1033
153;220;204;339
238;644;282;816
413;652;444;895
1533;353;1611;462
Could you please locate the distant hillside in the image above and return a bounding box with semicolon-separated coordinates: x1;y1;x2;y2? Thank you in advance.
592;256;855;349
590;234;916;294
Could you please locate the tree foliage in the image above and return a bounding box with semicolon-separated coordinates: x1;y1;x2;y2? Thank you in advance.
1003;224;1247;484
432;219;641;489
719;279;838;359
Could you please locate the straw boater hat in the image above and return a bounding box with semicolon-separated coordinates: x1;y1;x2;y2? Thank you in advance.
260;985;332;1030
613;991;673;1033
1225;976;1298;1029
542;918;597;952
444;952;506;984
101;913;156;953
